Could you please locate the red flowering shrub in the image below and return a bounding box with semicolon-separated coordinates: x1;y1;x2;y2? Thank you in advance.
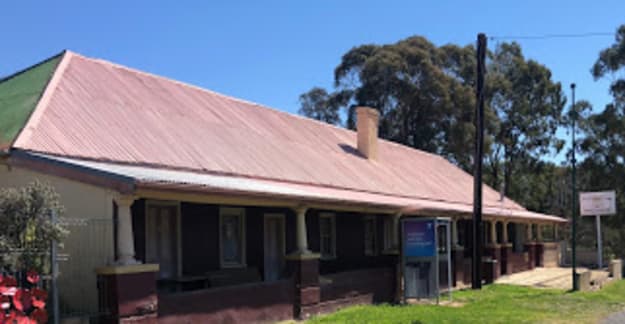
0;272;47;324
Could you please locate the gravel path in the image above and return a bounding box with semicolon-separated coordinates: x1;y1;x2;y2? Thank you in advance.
602;309;625;323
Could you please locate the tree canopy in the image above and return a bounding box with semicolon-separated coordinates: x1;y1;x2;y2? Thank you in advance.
592;25;625;107
486;43;565;197
572;25;625;260
299;36;565;201
304;37;478;169
299;27;625;260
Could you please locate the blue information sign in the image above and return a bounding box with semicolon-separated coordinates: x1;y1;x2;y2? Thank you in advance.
403;219;436;257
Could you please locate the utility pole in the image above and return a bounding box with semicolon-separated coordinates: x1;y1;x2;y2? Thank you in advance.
570;83;579;291
472;33;486;290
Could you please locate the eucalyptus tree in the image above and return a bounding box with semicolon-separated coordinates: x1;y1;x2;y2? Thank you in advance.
486;42;566;197
300;36;479;170
299;36;566;208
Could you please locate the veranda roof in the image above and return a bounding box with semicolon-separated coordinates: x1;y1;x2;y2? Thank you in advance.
8;151;565;223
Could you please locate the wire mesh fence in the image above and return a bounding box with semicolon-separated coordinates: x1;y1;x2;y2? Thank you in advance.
2;215;114;323
55;217;114;323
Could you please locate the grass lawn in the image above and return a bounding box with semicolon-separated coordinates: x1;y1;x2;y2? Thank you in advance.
307;280;625;324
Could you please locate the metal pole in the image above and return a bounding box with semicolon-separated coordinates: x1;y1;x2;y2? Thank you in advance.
596;215;603;268
472;33;487;290
400;219;405;303
571;83;578;291
435;220;440;305
50;211;60;324
446;221;452;302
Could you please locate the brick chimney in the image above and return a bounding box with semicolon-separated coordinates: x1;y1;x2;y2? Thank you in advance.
356;106;380;160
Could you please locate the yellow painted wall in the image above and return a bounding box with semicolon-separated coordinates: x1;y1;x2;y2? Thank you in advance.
0;164;115;315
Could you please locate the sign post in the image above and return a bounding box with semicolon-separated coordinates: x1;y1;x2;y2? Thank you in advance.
596;215;602;268
580;191;616;268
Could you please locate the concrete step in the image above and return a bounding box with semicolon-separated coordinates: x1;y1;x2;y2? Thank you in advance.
590;270;611;290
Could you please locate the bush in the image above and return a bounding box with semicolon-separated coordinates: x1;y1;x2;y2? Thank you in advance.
0;181;68;273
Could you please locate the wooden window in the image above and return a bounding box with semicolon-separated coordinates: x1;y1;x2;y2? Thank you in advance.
457;219;466;247
364;216;378;256
219;207;246;268
145;200;182;279
264;213;286;281
319;213;336;259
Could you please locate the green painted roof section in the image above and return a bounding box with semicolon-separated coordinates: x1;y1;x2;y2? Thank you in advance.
0;54;62;148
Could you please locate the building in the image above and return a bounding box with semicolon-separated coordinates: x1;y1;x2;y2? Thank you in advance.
0;51;565;323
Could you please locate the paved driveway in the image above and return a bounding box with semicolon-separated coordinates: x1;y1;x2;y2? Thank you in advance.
496;267;608;290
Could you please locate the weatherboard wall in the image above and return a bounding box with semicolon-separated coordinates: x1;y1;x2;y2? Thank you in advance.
0;164;115;316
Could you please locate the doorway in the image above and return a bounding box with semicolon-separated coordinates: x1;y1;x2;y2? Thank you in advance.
264;213;285;281
145;201;181;279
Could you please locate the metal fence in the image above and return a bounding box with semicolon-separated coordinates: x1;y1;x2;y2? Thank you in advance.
2;215;114;324
56;217;114;323
560;241;608;268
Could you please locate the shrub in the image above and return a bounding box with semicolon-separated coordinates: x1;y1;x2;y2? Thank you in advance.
0;181;68;274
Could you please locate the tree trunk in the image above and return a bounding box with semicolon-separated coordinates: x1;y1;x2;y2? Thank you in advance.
504;148;512;197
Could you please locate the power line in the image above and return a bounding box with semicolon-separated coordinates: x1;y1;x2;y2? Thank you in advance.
489;32;613;41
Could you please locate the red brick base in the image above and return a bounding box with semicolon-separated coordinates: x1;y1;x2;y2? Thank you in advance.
452;248;465;287
286;254;321;319
535;243;544;267
158;279;294;323
525;243;537;270
500;244;512;275
484;245;501;280
96;264;159;324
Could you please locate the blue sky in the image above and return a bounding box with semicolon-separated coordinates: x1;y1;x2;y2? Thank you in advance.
2;1;623;161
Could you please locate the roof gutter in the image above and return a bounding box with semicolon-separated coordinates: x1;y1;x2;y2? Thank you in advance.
7;150;135;194
4;151;567;224
401;203;567;224
134;181;403;214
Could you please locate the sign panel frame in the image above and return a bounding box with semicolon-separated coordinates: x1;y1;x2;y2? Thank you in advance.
579;190;617;268
580;191;616;216
403;219;437;257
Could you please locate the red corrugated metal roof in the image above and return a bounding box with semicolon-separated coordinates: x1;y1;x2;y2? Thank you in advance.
10;50;557;219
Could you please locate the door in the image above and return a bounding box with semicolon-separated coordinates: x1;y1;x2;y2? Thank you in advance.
264;214;285;281
146;203;180;279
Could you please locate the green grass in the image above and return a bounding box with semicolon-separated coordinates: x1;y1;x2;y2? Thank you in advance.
307;281;625;324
